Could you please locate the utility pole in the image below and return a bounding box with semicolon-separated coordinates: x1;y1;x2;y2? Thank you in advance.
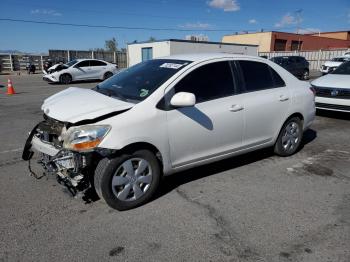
295;9;303;51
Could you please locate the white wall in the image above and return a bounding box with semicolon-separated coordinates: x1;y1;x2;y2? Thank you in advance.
127;40;258;66
170;41;258;56
127;41;171;66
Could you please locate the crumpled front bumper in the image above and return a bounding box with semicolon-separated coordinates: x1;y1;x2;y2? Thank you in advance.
43;74;59;83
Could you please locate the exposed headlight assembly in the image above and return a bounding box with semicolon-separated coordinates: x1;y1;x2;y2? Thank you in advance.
63;125;111;151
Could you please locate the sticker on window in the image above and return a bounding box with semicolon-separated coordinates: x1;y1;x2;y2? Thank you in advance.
160;63;184;69
140;89;149;97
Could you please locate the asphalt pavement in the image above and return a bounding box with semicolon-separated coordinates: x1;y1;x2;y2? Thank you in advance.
0;74;349;262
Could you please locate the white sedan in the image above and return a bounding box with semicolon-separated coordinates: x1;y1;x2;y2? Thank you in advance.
43;59;118;84
24;53;315;210
312;61;350;112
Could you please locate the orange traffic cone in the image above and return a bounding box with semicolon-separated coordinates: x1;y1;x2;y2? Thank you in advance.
6;79;16;95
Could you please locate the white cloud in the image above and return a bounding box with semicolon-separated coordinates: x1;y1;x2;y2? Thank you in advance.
298;28;320;34
31;9;62;16
275;13;302;28
207;0;240;12
179;22;212;29
248;19;257;24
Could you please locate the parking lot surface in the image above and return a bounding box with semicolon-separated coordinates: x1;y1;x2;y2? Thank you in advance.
0;74;349;262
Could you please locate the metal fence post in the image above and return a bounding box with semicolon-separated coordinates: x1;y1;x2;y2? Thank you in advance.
113;52;116;64
9;54;13;71
67;50;70;62
91;51;94;59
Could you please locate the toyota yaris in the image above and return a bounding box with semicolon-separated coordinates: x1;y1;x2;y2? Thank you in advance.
23;53;315;210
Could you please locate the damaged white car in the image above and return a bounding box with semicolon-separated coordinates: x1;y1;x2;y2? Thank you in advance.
43;59;118;84
23;53;315;210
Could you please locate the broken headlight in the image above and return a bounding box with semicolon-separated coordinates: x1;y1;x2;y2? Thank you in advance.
63;125;111;152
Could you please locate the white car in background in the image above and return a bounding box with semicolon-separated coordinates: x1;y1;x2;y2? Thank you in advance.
43;59;118;84
312;60;350;112
320;56;350;75
23;53;315;210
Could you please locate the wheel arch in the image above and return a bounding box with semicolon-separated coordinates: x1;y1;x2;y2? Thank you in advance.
59;72;73;82
274;112;304;143
117;142;164;170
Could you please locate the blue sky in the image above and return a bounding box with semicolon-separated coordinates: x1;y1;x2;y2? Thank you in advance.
0;0;349;53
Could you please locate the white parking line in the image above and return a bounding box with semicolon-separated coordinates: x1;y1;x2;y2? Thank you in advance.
0;148;22;154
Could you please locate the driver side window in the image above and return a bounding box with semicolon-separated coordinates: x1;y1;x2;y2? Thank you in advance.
173;61;235;103
76;60;90;67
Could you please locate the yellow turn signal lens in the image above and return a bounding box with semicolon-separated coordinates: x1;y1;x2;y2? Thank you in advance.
71;139;101;151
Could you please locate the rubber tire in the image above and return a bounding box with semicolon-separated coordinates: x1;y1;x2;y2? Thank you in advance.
103;71;113;80
274;117;303;157
94;150;161;211
60;74;72;84
302;69;309;80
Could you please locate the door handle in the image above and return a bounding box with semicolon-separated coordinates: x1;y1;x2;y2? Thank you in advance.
279;95;289;102
229;104;244;112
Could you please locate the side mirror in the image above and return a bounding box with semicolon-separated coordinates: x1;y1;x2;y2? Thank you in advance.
170;92;196;108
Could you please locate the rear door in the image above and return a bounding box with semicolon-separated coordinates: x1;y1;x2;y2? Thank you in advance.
235;60;291;147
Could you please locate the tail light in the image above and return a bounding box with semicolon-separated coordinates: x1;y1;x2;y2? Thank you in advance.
310;86;316;96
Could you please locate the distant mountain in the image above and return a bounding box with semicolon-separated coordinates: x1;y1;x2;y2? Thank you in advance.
0;49;23;54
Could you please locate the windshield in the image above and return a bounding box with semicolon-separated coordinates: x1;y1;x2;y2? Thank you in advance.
331;57;346;62
94;59;191;102
66;59;78;67
331;61;350;75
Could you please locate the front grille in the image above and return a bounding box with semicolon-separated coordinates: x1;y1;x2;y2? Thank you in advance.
316;102;350;112
314;86;350;99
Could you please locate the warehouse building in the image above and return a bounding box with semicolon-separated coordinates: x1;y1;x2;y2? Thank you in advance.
222;31;350;52
127;39;258;66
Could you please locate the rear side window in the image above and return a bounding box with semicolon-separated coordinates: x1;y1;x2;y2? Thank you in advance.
270;67;286;87
90;60;107;66
174;61;235;103
238;61;275;92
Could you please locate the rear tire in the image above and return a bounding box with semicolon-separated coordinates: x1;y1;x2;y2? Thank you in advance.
60;74;72;84
274;117;303;157
103;71;113;80
301;69;309;80
94;149;161;211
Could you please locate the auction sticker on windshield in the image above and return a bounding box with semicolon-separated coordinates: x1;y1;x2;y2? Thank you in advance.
160;63;186;69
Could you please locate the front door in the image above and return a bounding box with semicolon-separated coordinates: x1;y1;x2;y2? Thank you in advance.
71;60;92;80
166;60;244;167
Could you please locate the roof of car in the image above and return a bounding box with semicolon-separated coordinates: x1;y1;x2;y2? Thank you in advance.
159;53;265;63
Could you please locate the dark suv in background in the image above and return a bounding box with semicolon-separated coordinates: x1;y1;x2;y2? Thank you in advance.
270;56;310;80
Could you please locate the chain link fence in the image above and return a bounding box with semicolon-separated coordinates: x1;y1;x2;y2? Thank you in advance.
0;49;127;72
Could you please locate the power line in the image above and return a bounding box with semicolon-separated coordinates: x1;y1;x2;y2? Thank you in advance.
0;18;258;32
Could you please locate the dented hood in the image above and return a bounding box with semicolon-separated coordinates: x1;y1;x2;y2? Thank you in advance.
41;87;134;123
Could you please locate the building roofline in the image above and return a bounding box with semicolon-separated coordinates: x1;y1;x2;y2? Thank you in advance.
222;31;350;42
127;38;258;47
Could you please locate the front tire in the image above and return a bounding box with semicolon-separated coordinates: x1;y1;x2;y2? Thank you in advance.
60;74;72;84
274;117;303;156
94;149;161;211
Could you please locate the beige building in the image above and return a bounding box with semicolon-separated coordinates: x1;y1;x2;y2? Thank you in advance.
222;31;350;52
